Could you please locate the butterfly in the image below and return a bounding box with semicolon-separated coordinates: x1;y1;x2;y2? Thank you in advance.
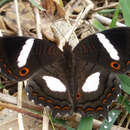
0;27;130;118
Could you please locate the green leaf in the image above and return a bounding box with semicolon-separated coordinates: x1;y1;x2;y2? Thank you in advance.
59;0;64;7
77;117;93;130
118;74;130;94
99;110;121;130
124;98;130;113
98;9;116;14
117;94;125;104
117;94;130;113
119;0;130;26
110;4;120;28
0;83;5;89
49;115;56;130
29;0;44;11
0;0;9;7
66;127;76;130
53;118;66;126
92;19;106;31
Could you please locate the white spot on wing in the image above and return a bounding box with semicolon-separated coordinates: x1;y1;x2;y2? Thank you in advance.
43;76;66;92
96;33;120;60
17;38;34;68
82;72;100;92
104;125;108;129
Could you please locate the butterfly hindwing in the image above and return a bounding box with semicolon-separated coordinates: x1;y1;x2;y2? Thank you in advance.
26;58;74;116
73;62;120;118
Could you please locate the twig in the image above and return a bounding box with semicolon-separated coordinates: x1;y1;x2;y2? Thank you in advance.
0;93;17;104
42;107;50;130
0;101;65;129
0;93;43;111
14;0;23;36
93;13;126;27
17;82;24;130
119;111;128;127
105;0;108;6
82;0;94;19
17;82;23;107
65;0;94;42
93;2;118;12
14;0;24;129
0;101;42;120
65;9;85;42
18;113;24;130
126;114;130;129
34;7;42;39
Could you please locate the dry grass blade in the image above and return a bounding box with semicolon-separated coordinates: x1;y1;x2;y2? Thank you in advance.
14;0;24;129
93;13;126;27
14;0;22;36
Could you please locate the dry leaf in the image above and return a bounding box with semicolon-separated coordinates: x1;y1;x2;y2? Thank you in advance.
41;0;65;41
0;2;36;37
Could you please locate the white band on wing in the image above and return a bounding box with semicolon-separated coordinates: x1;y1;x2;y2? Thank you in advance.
17;38;34;68
82;72;100;92
43;76;66;92
96;33;120;61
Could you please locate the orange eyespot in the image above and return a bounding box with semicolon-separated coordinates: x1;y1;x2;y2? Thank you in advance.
110;61;120;70
127;61;130;65
8;69;12;74
19;67;29;77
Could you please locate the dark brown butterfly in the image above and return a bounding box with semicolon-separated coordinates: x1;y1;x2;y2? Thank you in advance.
0;27;130;118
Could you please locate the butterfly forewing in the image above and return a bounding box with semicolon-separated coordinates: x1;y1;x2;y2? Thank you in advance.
0;36;62;81
74;27;130;73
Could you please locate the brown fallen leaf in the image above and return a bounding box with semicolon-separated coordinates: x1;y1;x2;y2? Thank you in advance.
0;2;36;37
41;0;65;41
